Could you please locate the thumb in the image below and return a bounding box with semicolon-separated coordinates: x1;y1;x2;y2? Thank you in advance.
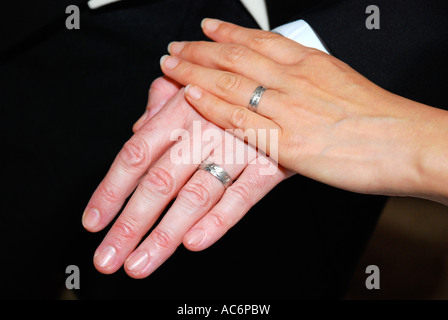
133;76;181;133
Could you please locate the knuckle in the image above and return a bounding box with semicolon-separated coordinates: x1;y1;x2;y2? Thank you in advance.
222;45;247;66
181;41;194;53
180;66;194;84
150;227;175;249
182;41;201;57
140;118;157;134
302;49;327;64
216;72;241;96
178;178;212;209
226;181;252;206
200;96;216;120
140;167;175;196
252;31;279;47
229;107;247;128
218;23;231;37
111;216;140;244
211;211;227;229
119;137;150;171
98;180;121;204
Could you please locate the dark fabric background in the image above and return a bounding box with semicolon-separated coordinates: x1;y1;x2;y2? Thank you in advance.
301;0;448;111
1;0;445;299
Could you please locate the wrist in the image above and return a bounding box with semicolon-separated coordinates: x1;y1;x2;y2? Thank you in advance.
370;95;448;205
413;106;448;205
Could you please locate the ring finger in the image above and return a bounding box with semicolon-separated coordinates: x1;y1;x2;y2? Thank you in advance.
124;131;257;278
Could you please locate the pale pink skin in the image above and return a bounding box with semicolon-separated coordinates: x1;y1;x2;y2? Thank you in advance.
162;19;448;206
82;76;292;279
84;18;448;280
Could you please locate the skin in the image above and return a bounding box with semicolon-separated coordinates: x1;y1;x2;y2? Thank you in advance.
161;19;448;206
83;18;448;280
82;76;292;278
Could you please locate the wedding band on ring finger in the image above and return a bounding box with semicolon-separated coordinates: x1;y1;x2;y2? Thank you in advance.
198;161;232;189
248;85;267;113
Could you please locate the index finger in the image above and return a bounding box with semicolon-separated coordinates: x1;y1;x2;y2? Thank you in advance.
82;92;195;232
201;19;307;64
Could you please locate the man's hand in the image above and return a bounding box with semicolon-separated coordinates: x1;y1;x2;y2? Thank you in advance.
82;77;293;278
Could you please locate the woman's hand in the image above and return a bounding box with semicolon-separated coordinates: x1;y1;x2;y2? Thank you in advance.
82;76;292;278
160;19;448;204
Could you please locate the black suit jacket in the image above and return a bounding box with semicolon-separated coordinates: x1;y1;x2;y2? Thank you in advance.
1;0;446;299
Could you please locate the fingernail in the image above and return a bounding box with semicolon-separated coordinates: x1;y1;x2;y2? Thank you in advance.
82;208;100;230
94;246;117;269
201;18;222;32
160;55;179;70
126;251;149;273
186;229;205;247
168;41;185;55
185;85;202;100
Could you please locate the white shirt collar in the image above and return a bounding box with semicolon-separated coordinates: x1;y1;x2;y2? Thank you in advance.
88;0;269;30
88;0;122;9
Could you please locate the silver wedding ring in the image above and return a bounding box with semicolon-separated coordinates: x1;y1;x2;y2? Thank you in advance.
248;85;267;113
198;161;232;188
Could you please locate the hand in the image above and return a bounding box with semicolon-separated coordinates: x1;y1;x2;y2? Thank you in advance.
82;76;293;278
160;19;448;204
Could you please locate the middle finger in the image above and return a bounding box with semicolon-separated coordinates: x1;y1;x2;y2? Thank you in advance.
161;55;283;119
168;41;284;87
